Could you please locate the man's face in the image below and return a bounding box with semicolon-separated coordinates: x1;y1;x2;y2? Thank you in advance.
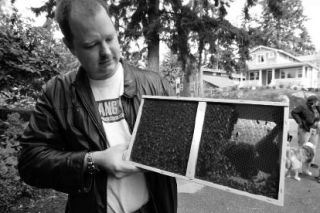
66;6;120;80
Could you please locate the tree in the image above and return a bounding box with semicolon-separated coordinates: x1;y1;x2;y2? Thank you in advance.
160;52;182;87
163;0;253;96
0;8;77;97
245;0;315;55
109;0;161;72
30;0;284;97
30;0;162;72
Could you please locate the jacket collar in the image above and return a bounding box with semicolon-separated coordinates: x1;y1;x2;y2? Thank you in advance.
74;59;137;98
122;59;138;98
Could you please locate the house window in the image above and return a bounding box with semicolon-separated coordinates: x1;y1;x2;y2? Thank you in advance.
251;54;256;61
248;72;259;80
280;70;286;79
268;52;275;58
255;72;260;80
249;72;255;80
287;72;295;78
258;54;265;63
275;69;280;79
297;69;302;78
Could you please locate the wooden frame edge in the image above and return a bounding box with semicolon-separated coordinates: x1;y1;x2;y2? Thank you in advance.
125;99;145;161
141;95;289;107
186;102;207;178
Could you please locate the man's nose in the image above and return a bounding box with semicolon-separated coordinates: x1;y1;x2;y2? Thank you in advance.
100;41;111;56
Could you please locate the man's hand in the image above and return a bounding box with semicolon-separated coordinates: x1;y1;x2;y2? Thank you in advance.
92;145;140;178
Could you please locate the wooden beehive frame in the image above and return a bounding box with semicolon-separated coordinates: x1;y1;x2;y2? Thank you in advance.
125;95;289;206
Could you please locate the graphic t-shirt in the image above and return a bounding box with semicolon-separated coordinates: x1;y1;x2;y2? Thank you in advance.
89;64;149;213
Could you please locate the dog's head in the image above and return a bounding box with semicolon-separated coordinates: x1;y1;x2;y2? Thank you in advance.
302;142;315;163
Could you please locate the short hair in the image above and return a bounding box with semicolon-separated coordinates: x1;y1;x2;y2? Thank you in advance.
55;0;110;42
307;95;318;104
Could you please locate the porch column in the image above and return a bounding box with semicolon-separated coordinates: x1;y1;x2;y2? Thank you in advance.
259;69;262;86
272;68;275;85
302;66;306;88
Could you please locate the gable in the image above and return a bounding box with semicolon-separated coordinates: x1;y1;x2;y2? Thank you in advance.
250;47;277;64
249;46;300;65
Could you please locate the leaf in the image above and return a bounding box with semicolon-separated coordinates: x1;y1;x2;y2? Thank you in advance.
5;156;17;166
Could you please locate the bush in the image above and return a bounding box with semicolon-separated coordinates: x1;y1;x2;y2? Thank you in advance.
0;113;42;212
0;10;78;99
230;86;239;91
0;113;24;210
0;88;36;111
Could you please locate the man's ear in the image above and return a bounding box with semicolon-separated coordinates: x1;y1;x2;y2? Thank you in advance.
63;37;75;55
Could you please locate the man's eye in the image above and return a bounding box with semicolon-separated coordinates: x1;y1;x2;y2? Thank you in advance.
84;43;96;48
106;36;114;42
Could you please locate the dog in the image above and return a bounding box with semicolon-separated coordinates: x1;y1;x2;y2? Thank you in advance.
285;142;315;181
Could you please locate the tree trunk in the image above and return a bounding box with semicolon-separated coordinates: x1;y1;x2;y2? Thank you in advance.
147;38;159;72
181;73;191;97
146;0;160;72
197;39;204;97
180;55;196;97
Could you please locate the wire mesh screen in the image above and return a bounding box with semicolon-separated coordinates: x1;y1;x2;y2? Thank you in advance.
130;99;198;175
196;103;283;200
128;97;287;205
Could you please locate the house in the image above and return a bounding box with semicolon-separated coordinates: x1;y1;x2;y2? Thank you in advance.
296;53;320;69
242;46;320;88
200;67;244;96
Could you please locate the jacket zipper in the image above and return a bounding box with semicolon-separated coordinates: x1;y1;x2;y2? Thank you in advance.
75;86;109;149
74;86;109;213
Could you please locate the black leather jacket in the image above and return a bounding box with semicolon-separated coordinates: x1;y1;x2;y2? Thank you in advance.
18;61;177;213
291;102;320;132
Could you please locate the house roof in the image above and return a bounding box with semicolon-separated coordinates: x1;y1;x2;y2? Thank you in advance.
249;45;319;70
203;75;236;88
250;45;300;62
201;67;227;74
297;54;319;62
248;62;314;70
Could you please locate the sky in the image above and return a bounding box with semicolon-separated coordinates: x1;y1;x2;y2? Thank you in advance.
11;0;320;52
226;0;320;52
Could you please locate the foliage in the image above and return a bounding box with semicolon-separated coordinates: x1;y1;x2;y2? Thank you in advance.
0;8;79;105
0;113;29;212
160;52;183;86
29;0;289;97
0;87;36;110
0;113;61;212
29;0;254;96
0;9;79;98
246;0;315;55
0;11;56;94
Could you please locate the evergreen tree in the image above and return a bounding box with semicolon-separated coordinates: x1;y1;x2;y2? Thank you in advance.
246;0;315;55
29;0;285;96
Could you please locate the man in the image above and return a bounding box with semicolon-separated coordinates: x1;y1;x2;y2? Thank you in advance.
291;95;320;174
18;0;177;212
